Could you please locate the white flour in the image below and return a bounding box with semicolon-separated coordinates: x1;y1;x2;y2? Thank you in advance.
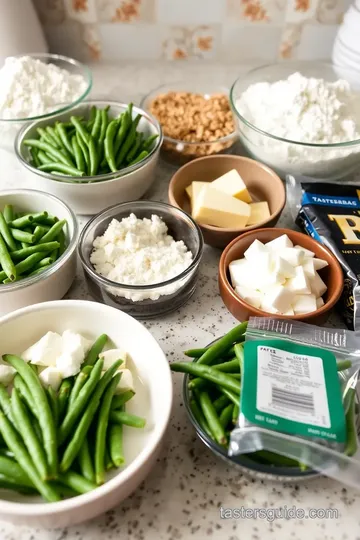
235;72;360;177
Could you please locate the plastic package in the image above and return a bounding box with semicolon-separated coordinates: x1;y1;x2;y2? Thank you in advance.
287;173;360;330
229;317;360;490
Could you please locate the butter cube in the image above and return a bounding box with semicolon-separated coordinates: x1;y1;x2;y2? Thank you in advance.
266;234;293;252
211;169;252;203
286;266;311;294
302;257;316;278
272;255;295;279
193;186;250;228
235;285;262;309
316;297;325;308
310;272;327;297
295;245;315;258
185;184;193;200
313;258;329;271
244;239;268;262
283;307;295;316
279;247;304;267
229;259;252;288
247;201;270;226
293;294;317;315
262;285;294;314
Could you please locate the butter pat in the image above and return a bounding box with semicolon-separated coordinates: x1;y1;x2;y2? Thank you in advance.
185;184;193;199
211;169;252;203
193;186;250;228
247;201;271;226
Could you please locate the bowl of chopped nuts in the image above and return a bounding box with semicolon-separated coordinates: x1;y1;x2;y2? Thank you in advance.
140;82;238;165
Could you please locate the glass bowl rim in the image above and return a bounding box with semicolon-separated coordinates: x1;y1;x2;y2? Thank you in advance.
0;189;78;292
78;200;204;291
230;60;360;148
0;53;92;123
140;81;237;146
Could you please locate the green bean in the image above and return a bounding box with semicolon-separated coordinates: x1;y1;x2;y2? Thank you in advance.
105;443;114;471
109;410;146;428
70;116;89;144
3;355;57;478
0;384;14;424
337;360;352;372
83;334;108;366
29;213;57;226
0;234;16;281
78;437;94;483
114;111;131;155
232;403;239;425
33;256;55;270
189;398;213;438
58;470;96;494
0;455;34;488
58;229;66;256
24;139;73;167
13;375;38;419
72;135;86;173
213;395;230;413
95;372;120;484
89;105;97;124
0;411;60;501
108;420;124;467
0;477;37;494
198;392;226;446
218;387;239;406
171;363;240;394
98;108;109;148
56;123;74;156
91;108;102;140
39;219;66;244
28;265;51;277
58;379;73;422
46;126;63;149
128;150;148;166
10;229;35;244
197;324;247;365
0;252;49;281
213;358;240;373
47;386;59;428
104;120;119;172
142;133;158;151
37;127;57;147
184;347;236;359
60;360;122;472
344;389;357;456
76;132;90;174
3;205;14;224
38;162;84;176
111;390;135;409
219;403;234;429
58;359;105;445
88;135;99;176
30;148;41;167
68;365;92;408
126;132;143;164
37;149;52;165
117;114;141;167
0;212;17;251
11;388;48;480
33;226;49;243
9;214;35;229
234;344;244;374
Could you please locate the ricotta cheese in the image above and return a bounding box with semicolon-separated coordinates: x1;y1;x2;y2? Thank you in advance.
90;213;193;302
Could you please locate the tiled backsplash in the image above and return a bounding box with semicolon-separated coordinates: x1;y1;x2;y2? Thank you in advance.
33;0;351;62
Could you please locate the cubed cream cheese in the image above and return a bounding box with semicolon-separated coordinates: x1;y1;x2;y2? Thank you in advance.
316;297;325;308
286;266;311;294
99;348;127;370
211;169;252;203
302;257;316;278
22;331;63;367
39;367;63;391
271;254;295;279
262;285;294;314
244;239;268;262
115;369;135;394
295;245;315;258
279;247;305;267
235;285;262;308
310;272;327;297
0;365;15;386
313;258;329;271
247;201;271;226
293;294;317;315
185;184;193;199
266;234;293;252
192;186;250;228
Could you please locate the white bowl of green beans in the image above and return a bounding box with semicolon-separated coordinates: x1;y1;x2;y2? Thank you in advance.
0;300;172;527
0;190;78;316
15;101;163;216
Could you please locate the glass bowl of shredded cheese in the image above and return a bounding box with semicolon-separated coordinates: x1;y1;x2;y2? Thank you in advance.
230;61;360;180
0;53;92;152
78;200;204;318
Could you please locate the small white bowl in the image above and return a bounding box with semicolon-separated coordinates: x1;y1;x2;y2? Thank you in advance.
0;190;78;316
15;100;162;215
0;300;173;527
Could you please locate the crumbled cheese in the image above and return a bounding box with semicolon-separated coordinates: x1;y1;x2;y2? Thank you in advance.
0;56;87;120
90;213;193;301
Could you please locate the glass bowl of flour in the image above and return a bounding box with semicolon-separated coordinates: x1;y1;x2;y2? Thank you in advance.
230;61;360;180
0;53;92;152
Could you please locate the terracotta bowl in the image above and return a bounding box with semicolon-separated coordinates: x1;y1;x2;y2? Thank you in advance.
168;154;286;249
219;228;344;325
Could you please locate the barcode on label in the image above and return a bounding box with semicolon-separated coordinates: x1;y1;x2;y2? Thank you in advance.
271;386;315;415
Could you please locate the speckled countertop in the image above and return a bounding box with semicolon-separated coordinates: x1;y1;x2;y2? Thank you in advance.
0;61;359;540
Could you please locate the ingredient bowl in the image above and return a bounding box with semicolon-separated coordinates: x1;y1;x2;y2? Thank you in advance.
15;100;162;215
230;61;360;180
0;299;172;527
219;228;343;325
78;200;204;318
140;82;237;165
0;53;92;153
0;190;78;316
168;154;285;249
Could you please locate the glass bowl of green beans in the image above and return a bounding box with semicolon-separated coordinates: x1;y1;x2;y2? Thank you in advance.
0;189;78;316
15;101;163;216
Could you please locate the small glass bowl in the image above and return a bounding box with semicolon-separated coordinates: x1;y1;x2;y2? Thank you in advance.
140;82;238;166
78;201;204;318
0;53;92;152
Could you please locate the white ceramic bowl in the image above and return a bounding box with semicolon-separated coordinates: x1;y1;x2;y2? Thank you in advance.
0;300;172;527
15;100;162;215
0;190;78;316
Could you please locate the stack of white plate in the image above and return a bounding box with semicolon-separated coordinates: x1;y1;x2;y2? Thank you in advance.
333;0;360;83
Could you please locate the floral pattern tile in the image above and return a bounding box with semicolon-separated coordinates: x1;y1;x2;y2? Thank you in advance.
279;21;304;58
97;0;155;23
82;23;102;59
162;25;220;60
227;0;288;23
64;0;98;22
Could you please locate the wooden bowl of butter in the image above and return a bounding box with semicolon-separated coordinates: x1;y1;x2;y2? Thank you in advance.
168;154;285;249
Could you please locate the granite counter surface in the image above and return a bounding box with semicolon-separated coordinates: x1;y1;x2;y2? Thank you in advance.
0;61;359;540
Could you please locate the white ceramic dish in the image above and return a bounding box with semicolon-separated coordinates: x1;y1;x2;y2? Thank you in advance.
15;100;162;215
0;300;173;527
0;190;78;316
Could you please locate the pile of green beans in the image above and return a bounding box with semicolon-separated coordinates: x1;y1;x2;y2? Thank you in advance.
24;103;159;180
0;334;146;501
0;204;67;284
172;323;358;469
